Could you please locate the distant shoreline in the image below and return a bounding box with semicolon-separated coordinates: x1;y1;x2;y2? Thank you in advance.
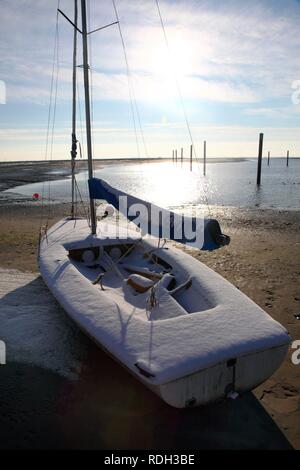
0;157;251;165
0;156;250;168
0;157;248;192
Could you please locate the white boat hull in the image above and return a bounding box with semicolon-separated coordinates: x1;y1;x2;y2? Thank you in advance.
154;344;288;408
39;217;290;408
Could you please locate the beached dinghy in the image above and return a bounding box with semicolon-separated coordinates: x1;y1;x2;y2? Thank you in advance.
40;215;290;408
39;0;290;408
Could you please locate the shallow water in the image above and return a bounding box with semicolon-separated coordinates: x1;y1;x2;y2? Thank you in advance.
5;158;300;210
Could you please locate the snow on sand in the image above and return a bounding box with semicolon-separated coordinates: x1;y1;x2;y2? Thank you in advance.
0;268;88;379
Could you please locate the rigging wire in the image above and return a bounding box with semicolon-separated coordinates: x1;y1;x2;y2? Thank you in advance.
112;0;140;158
112;0;149;159
77;78;86;159
47;5;61;223
75;175;90;222
76;74;91;225
155;0;198;164
155;0;212;217
40;0;61;236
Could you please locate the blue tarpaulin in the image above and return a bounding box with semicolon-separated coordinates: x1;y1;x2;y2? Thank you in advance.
89;177;230;251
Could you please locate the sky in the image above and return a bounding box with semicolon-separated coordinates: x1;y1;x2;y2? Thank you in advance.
0;0;300;161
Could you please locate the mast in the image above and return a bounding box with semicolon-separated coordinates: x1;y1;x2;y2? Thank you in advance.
71;0;78;219
81;0;97;234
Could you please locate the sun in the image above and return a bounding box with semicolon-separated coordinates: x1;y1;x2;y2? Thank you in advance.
137;30;195;103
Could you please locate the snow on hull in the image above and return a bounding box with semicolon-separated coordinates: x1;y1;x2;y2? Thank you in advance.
39;218;290;407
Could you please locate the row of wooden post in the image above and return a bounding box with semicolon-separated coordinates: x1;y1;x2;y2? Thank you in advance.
265;149;289;169
172;141;207;175
172;136;291;184
256;133;290;185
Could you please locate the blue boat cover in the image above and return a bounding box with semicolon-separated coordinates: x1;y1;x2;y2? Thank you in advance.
89;178;230;251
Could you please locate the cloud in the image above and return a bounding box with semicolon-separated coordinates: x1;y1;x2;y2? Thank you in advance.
1;0;300;105
244;105;300;119
1;123;299;161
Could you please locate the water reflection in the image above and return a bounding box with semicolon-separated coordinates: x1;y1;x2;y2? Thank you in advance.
5;159;300;210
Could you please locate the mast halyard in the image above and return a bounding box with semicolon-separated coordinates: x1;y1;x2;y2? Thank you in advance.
71;0;78;219
81;0;97;234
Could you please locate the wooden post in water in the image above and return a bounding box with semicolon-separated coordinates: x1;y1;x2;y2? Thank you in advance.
286;150;289;167
190;144;193;172
175;149;177;165
172;150;174;163
181;148;183;167
267;151;270;166
203;140;207;176
256;133;264;185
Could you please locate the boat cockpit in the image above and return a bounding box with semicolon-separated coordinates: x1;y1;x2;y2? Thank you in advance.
64;237;216;321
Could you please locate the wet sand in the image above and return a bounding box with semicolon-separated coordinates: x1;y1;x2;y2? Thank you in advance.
0;162;299;449
0;157;248;191
0;158;153;192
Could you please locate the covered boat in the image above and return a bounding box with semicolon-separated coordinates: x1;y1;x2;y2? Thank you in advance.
39;0;290;408
40;217;290;408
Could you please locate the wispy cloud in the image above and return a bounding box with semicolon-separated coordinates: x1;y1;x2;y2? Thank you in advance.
244;105;300;118
1;123;299;161
1;0;300;104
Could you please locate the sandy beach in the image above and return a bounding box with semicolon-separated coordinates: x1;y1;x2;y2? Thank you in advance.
0;162;299;449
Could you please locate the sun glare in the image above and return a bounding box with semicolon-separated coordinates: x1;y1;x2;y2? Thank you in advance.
140;162;197;207
139;31;195;103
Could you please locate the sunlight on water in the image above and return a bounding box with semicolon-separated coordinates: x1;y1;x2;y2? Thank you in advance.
5;159;300;210
104;162;200;207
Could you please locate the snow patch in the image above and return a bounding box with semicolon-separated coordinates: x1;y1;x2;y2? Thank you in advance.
0;268;88;379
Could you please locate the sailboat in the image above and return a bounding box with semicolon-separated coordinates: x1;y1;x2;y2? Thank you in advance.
39;0;290;408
